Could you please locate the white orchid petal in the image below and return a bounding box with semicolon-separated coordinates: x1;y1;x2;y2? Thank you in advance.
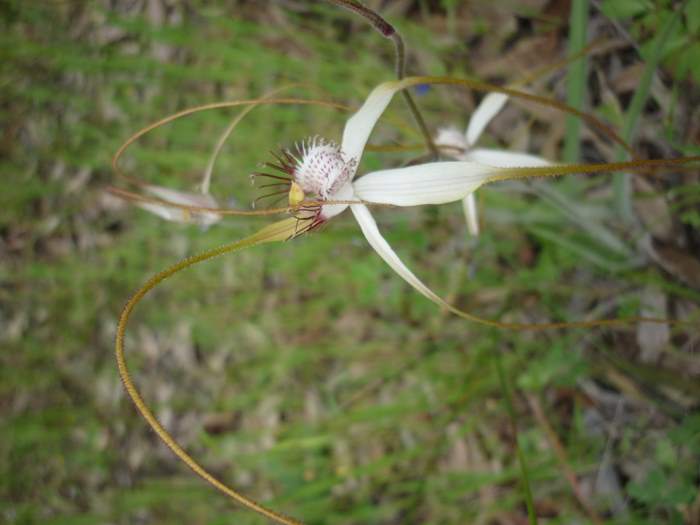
462;193;480;236
435;126;468;159
465;92;509;145
140;185;221;226
351;204;445;306
465;148;551;168
320;182;354;220
137;202;187;223
341;81;399;167
143;185;216;207
352;161;498;206
352;204;502;328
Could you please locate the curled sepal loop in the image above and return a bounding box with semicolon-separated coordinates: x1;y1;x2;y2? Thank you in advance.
115;217;307;525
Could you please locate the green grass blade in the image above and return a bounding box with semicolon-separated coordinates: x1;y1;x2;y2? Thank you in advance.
564;0;589;163
494;350;538;525
614;11;680;220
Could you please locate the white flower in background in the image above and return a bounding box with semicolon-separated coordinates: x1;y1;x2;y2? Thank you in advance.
131;86;290;228
435;92;550;236
137;184;222;226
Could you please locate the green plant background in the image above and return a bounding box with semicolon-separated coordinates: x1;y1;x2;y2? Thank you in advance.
2;1;699;524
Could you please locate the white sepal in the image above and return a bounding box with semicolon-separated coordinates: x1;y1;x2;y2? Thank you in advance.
320;182;354;220
465;92;509;146
462;193;480;236
341;81;399;170
464;148;551;168
435;126;468;156
352;161;498;207
350;204;443;305
140;185;221;226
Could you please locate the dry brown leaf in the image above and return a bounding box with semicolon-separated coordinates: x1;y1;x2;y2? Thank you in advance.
611;62;645;94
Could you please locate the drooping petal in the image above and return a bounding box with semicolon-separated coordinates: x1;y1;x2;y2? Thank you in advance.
464;148;551;168
352;204;530;329
352;161;498;206
465;92;508;146
462;193;480;236
341;81;399;168
139;185;221;226
351;204;444;305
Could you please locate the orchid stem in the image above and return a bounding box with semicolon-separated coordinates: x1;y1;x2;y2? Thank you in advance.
392;32;439;159
324;0;438;158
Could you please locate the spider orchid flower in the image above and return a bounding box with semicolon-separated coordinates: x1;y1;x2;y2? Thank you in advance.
435;92;550;236
250;83;533;311
117;77;699;332
115;78;699;525
249;80;695;321
124;79;698;329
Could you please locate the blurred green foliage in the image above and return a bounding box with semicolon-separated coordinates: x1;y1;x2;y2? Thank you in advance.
601;0;700;83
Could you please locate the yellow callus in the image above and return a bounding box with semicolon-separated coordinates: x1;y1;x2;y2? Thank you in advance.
288;181;305;206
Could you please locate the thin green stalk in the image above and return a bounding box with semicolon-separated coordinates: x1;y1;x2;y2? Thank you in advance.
613;11;680;221
323;0;438;158
390;31;439;158
564;0;589;163
495;350;538;525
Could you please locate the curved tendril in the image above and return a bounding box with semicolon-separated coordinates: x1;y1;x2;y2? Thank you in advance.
112;97;351;183
203;84;322;195
425;275;691;332
201;89;292;195
515;37;610;88
115;218;306;525
113;74;637;192
489;157;700;184
106;186;385;217
393;76;634;155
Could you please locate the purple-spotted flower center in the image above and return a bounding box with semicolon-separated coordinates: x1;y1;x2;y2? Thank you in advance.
293;137;356;199
252;137;358;233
